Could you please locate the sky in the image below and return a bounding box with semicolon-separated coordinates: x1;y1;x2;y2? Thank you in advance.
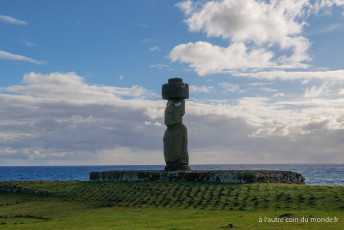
1;0;344;166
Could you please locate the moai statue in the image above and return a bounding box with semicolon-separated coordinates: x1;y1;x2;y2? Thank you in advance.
162;78;190;171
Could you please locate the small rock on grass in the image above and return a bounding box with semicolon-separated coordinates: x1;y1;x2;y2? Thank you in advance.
279;213;295;218
221;223;234;228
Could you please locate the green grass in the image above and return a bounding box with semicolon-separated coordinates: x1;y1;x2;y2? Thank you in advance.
0;181;343;229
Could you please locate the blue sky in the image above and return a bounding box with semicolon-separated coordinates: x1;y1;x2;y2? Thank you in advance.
1;0;344;166
0;1;187;88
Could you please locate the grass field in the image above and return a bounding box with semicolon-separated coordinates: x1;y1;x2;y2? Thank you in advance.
0;181;343;229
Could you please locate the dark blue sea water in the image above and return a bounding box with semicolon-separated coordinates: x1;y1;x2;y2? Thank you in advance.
0;164;343;186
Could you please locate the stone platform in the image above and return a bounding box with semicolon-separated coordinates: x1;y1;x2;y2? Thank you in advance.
89;170;305;184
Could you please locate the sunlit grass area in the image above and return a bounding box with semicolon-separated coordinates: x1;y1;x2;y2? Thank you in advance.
0;181;343;229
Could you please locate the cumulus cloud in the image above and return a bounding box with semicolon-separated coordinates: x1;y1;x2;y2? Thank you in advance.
0;15;28;25
6;72;158;102
170;0;344;79
0;50;44;64
176;0;194;15
234;70;344;80
185;94;344;164
304;83;329;98
183;0;307;43
1;72;344;165
0;72;165;165
313;0;344;13
170;0;313;75
186;113;344;164
219;82;239;93
259;87;279;93
189;85;214;93
170;41;275;75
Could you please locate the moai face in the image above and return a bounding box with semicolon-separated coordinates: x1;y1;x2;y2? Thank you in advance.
164;99;185;126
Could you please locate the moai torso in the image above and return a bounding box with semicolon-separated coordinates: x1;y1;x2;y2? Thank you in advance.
163;99;189;170
162;78;190;171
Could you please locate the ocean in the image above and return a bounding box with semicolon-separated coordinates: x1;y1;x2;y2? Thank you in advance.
0;164;343;186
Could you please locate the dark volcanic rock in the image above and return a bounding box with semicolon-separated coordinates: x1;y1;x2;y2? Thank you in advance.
162;78;189;100
89;170;305;184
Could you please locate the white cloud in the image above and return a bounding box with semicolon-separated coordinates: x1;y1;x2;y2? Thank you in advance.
171;0;344;78
149;46;161;52
170;41;274;75
186;96;344;163
0;72;166;165
93;148;163;165
313;0;344;13
149;64;171;70
0;15;28;25
20;40;37;47
2;72;344;165
0;50;44;64
7;72;158;102
219;82;239;93
176;0;194;15
274;93;285;97
144;121;162;126
312;23;342;34
189;85;213;93
25;41;37;47
171;0;313;74
183;0;307;43
248;82;273;87
304;83;329;97
259;87;279;93
18;35;38;48
234;70;344;80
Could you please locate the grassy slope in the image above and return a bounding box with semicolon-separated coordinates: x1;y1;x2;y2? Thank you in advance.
0;181;343;229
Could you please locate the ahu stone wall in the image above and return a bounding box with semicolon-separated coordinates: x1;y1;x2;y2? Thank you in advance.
89;170;305;184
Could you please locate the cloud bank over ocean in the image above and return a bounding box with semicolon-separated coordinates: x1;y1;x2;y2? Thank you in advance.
1;72;344;165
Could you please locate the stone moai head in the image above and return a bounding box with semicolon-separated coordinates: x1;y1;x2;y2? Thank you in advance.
162;78;189;125
164;99;185;126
